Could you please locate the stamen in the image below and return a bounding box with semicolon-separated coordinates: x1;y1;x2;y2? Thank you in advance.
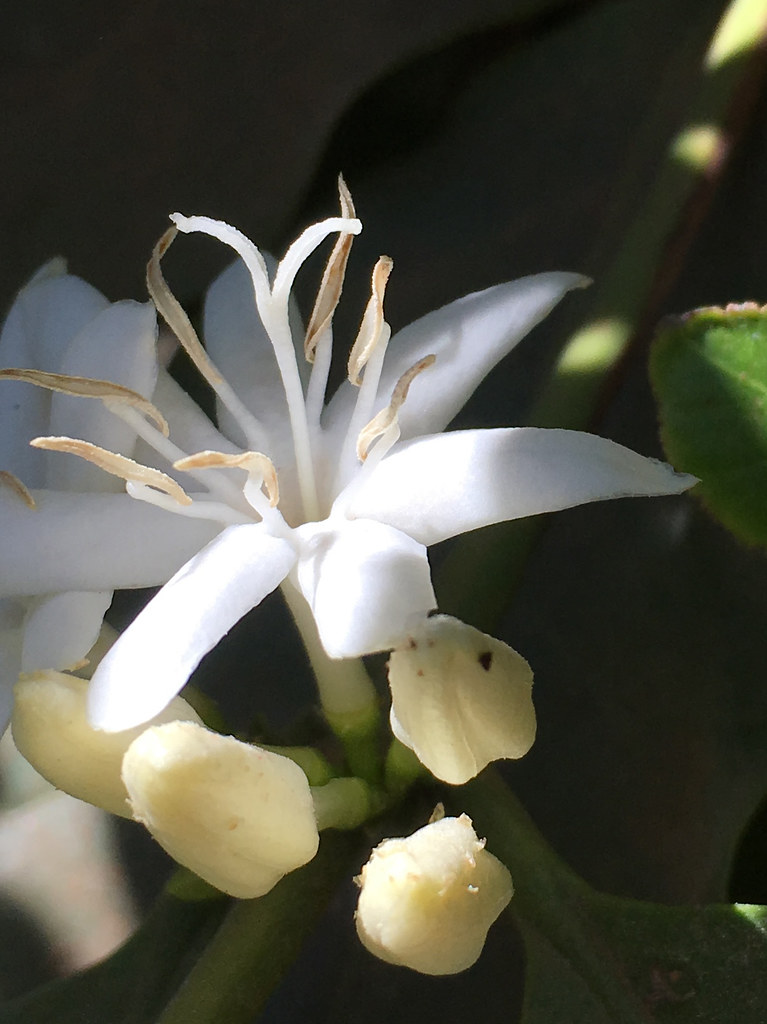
30;436;192;505
304;175;356;362
356;354;436;461
0;471;36;509
147;228;269;452
147;228;223;385
126;482;254;526
347;256;393;386
175;450;279;507
0;368;168;436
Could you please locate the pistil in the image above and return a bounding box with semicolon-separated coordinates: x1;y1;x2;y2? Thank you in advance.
170;212;361;525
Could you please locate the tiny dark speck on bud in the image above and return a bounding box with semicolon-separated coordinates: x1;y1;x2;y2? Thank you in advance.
478;652;493;671
416;669;424;677
407;637;417;649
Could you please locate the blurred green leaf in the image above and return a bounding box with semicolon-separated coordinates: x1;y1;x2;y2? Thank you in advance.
0;832;357;1024
651;304;767;547
0;889;228;1024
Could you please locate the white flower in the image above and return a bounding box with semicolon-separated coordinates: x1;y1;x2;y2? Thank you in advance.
0;260;203;731
355;812;512;974
387;615;536;785
121;721;319;898
0;184;696;734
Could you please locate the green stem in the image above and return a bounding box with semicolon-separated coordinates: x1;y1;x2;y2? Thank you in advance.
312;776;374;830
438;0;767;631
280;580;381;780
156;832;358;1024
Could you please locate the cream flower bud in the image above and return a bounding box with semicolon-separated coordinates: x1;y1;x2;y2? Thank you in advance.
121;721;319;898
355;813;512;975
11;670;202;817
387;615;536;785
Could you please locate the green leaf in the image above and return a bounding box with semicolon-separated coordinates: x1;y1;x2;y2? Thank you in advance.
651;304;767;547
464;773;767;1024
521;898;767;1024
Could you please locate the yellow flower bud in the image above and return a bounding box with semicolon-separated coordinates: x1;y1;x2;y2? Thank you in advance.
387;615;536;784
121;722;319;898
355;813;512;975
11;670;202;817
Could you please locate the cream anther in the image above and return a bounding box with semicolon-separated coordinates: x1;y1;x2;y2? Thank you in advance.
347;256;394;386
175;450;280;508
30;436;193;506
304;175;357;362
0;470;36;509
356;353;436;461
0;367;169;436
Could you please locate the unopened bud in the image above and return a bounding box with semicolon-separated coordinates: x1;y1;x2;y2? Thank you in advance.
355;814;512;975
11;671;201;817
122;722;319;898
387;615;536;784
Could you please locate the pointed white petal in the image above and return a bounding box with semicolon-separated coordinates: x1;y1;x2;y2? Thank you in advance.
88;524;296;730
293;518;435;658
150;369;238;457
0;269;109;486
0;490;220;596
323;273;587;445
21;591;113;673
48;301;159;490
341;427;697;546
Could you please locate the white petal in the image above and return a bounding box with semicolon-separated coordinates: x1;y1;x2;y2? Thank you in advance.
48;301;159;490
293;518;435;658
0;269;109;486
0;489;220;596
150;369;238;457
21;591;113;673
88;524;296;730
323;273;587;444
341;427;697;546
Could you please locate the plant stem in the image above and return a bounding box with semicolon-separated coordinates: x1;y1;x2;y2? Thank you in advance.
156;832;358;1024
280;580;382;780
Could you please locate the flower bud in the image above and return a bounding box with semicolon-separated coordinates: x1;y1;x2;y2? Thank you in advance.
11;670;202;817
355;813;512;974
121;722;319;898
387;615;536;784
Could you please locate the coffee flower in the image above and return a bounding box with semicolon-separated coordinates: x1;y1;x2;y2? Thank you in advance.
355;813;512;974
0;260;212;731
388;615;535;785
122;721;319;898
1;183;695;735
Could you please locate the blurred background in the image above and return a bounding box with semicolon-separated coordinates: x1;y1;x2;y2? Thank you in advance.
2;0;767;1020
